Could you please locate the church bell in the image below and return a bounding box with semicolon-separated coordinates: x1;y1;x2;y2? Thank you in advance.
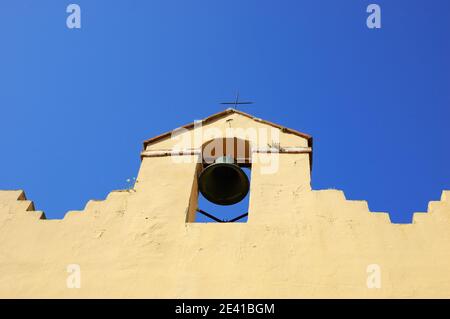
198;156;250;205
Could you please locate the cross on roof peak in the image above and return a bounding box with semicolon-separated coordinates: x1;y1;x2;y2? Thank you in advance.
220;92;253;110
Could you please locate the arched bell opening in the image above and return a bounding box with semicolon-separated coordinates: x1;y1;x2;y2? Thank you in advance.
189;138;252;223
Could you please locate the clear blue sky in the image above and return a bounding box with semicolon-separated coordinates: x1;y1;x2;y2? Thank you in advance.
0;1;449;222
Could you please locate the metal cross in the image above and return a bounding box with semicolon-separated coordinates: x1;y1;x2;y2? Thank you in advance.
220;92;253;110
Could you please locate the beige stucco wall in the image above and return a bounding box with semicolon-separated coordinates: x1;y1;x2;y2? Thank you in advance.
0;113;449;298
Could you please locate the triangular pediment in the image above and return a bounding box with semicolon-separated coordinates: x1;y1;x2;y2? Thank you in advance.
143;108;312;149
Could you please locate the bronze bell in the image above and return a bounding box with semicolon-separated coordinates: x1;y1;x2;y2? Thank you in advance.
198;156;250;205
